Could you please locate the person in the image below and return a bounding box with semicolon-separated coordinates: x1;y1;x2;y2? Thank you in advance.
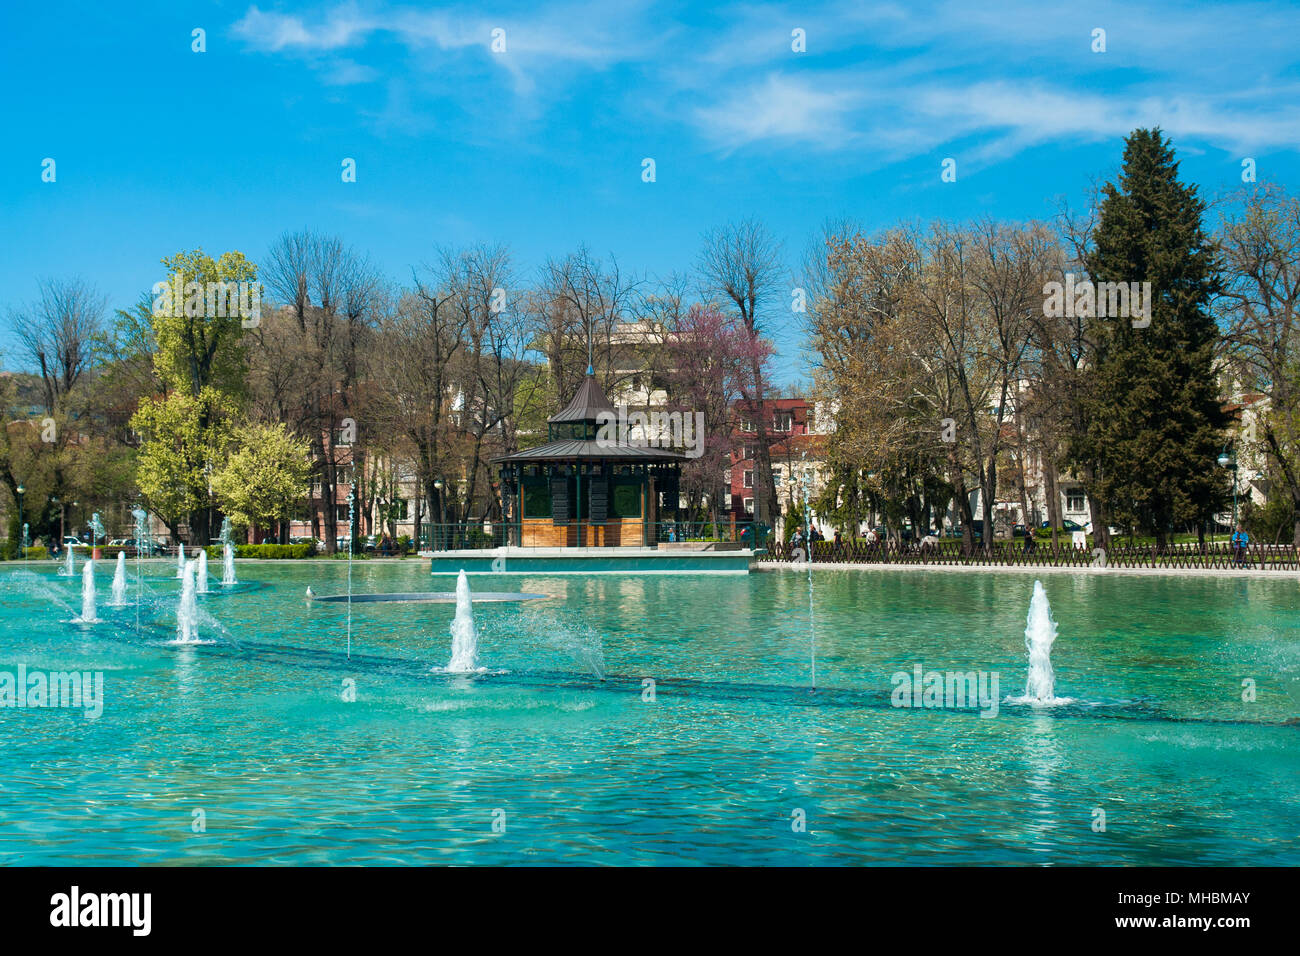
1024;532;1037;554
1231;523;1250;567
832;529;843;557
790;527;804;560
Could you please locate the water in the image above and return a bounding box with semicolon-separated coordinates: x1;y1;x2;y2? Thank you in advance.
1;563;1298;865
73;560;98;624
110;552;128;607
445;570;479;673
197;550;209;595
222;543;237;588
175;561;199;644
176;546;185;579
59;546;74;577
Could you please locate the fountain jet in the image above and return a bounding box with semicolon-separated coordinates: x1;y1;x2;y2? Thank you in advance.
110;551;128;606
197;549;209;594
61;545;75;577
176;560;199;643
75;560;99;623
1023;580;1059;702
222;542;236;587
446;570;479;673
176;544;186;579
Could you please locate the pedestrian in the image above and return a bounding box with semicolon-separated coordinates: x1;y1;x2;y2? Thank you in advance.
1231;523;1250;568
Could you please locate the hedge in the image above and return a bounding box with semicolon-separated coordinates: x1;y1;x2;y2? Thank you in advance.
203;543;315;560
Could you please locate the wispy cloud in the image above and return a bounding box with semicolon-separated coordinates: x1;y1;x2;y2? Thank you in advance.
228;0;1300;160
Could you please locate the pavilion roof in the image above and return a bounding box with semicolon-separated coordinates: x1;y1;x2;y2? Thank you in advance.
548;371;616;424
494;440;686;464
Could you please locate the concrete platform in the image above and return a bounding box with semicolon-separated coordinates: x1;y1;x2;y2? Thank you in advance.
429;546;754;574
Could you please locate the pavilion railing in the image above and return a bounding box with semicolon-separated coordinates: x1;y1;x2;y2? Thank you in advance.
756;539;1300;570
417;520;771;551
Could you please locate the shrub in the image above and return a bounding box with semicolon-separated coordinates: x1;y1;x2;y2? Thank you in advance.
204;543;314;559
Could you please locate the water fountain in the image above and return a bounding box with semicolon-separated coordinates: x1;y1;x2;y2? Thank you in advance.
60;544;75;577
132;507;151;634
176;544;186;579
220;518;237;588
90;513;105;555
176;560;199;643
1022;580;1059;703
445;570;479;673
197;549;210;594
74;560;99;624
110;551;128;606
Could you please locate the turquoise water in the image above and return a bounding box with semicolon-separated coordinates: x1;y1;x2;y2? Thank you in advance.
1;560;1298;865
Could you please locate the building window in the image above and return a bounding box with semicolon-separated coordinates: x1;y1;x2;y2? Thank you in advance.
743;470;754;489
740;419;756;433
743;497;754;514
773;411;792;432
742;444;754;460
335;505;349;522
1066;490;1086;513
611;480;642;518
771;466;783;481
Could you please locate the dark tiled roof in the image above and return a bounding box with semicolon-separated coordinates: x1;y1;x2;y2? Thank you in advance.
548;373;616;423
494;440;686;463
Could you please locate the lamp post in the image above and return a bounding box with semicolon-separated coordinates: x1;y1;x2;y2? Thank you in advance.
16;484;25;560
1217;446;1238;533
433;478;444;550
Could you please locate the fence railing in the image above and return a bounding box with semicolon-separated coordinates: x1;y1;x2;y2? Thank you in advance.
418;520;771;551
757;539;1300;571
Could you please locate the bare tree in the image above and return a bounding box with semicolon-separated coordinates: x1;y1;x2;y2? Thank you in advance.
1219;183;1300;543
698;218;784;527
11;277;106;415
261;230;382;551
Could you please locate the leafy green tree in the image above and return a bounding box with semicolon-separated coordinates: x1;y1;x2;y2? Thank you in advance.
132;249;258;541
132;389;235;541
212;422;312;539
1073;129;1229;547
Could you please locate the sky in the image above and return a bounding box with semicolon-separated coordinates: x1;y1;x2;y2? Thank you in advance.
3;0;1300;382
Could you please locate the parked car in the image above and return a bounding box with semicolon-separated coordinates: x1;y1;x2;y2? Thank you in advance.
63;536;89;549
1011;524;1029;538
1040;519;1086;532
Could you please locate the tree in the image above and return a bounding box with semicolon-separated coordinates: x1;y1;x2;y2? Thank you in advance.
134;248;259;542
1218;183;1300;544
1072;129;1229;548
698;218;784;527
212;422;312;537
261;231;381;552
663;304;774;527
132;389;236;540
10;277;106;415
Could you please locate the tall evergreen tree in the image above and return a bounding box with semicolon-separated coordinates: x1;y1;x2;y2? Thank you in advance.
1075;129;1228;548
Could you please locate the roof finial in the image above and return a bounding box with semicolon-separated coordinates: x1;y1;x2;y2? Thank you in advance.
586;319;594;378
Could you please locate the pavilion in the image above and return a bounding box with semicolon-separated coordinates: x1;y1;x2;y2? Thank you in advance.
493;367;685;547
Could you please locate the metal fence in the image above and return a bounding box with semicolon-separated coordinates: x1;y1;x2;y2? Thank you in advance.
418;520;770;551
758;539;1300;571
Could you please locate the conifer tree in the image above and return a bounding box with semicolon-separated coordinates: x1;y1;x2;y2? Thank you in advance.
1076;129;1228;548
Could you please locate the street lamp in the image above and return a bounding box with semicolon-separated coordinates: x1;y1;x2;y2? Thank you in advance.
1217;446;1238;531
16;484;25;560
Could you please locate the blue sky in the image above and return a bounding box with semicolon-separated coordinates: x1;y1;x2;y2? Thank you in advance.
3;0;1300;382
